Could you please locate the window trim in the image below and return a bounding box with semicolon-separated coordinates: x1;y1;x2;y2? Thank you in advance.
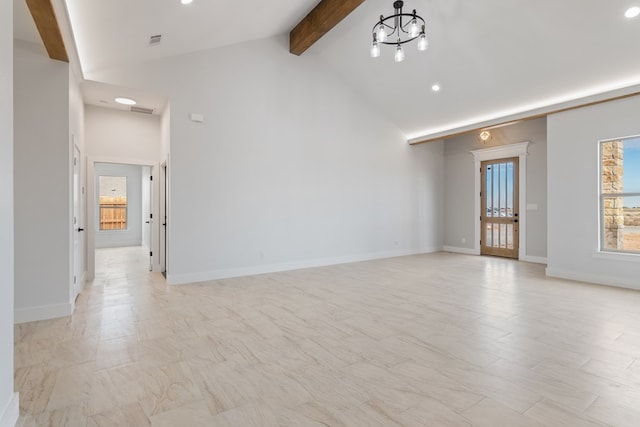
98;175;129;232
598;135;640;255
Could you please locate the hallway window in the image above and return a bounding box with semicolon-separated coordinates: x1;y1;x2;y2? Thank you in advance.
99;176;128;230
600;136;640;253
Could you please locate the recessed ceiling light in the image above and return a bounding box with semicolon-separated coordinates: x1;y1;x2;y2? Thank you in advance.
432;84;441;92
625;6;640;18
115;97;136;106
181;0;193;4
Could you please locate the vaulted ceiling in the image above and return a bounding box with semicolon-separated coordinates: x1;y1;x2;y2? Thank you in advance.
13;0;640;140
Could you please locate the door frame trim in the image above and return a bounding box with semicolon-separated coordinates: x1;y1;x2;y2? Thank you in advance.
471;141;530;259
86;156;161;280
72;143;83;301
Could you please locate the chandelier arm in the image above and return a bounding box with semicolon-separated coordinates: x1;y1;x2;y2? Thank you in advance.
400;16;425;32
373;14;425;32
371;19;397;34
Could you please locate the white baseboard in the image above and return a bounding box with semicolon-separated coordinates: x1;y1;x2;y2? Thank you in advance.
14;302;73;324
443;246;480;256
0;393;19;427
443;247;547;265
546;268;640;291
167;247;443;285
520;255;548;264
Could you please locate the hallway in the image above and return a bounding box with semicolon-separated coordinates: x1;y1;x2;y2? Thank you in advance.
95;246;151;279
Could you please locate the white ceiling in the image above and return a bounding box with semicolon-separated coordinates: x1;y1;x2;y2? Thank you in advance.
64;0;320;75
311;0;640;139
13;0;41;44
81;80;168;115
13;0;640;139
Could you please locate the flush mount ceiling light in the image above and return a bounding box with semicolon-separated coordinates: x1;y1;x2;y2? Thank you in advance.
625;6;640;18
370;1;428;62
181;0;193;4
115;97;136;106
431;84;440;92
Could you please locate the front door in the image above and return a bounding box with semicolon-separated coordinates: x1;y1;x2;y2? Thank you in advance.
481;157;519;258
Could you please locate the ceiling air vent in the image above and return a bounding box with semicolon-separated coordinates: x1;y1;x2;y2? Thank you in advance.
130;105;154;115
149;34;162;46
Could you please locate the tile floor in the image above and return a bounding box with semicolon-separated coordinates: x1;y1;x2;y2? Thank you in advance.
14;249;640;426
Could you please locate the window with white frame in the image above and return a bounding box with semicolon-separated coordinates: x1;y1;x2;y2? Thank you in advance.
99;176;128;230
600;136;640;253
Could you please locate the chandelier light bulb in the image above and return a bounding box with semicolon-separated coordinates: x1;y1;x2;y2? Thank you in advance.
370;40;381;58
409;18;420;37
417;33;428;51
394;44;405;62
377;23;387;42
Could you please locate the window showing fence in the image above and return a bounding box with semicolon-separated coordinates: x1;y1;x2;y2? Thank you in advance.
99;176;127;230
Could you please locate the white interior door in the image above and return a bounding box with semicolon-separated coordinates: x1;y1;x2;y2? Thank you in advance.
142;166;153;271
160;162;167;277
73;145;84;299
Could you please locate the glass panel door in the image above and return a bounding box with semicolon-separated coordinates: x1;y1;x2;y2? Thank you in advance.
481;158;519;258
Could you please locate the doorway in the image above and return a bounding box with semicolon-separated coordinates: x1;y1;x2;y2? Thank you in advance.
86;159;159;280
481;158;519;258
471;141;529;260
72;144;84;300
160;161;168;277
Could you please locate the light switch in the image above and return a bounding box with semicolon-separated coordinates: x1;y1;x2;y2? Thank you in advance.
190;113;204;123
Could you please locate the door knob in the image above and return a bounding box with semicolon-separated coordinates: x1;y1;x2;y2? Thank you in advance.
77;228;84;232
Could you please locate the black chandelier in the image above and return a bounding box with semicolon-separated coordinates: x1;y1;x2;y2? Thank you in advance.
370;0;428;62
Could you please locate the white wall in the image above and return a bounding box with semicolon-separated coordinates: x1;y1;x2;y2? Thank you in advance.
95;163;144;248
547;96;640;289
85;105;161;161
0;0;18;424
90;35;444;284
14;41;73;322
160;104;170;161
443;118;548;259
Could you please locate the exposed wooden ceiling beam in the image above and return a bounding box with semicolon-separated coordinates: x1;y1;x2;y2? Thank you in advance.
290;0;366;56
410;90;640;145
25;0;69;62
